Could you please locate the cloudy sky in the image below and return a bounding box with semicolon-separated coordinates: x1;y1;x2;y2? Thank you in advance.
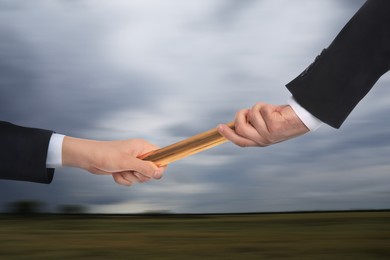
1;0;390;214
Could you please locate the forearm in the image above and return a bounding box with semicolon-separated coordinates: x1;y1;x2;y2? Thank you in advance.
1;121;164;185
286;0;390;128
288;97;323;131
62;136;99;171
47;134;109;171
0;121;54;183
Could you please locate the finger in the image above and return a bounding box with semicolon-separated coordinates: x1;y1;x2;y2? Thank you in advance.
248;103;270;136
120;171;141;183
235;109;250;128
234;109;263;141
122;157;159;179
133;172;151;183
218;124;258;147
112;172;133;186
259;104;280;130
248;103;281;145
153;166;166;180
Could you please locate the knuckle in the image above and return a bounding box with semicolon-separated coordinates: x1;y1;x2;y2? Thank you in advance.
253;102;265;111
259;105;271;115
235;109;249;119
235;124;246;136
237;108;247;115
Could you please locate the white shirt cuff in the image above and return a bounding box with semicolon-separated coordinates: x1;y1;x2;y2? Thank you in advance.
288;97;323;131
46;133;65;168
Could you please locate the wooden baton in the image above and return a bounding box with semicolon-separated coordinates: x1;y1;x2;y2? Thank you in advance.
139;122;235;166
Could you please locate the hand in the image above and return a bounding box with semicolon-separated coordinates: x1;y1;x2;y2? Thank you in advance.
218;102;309;147
62;137;166;186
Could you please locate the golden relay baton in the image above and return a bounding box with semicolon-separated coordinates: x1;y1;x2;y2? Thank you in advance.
139;122;235;166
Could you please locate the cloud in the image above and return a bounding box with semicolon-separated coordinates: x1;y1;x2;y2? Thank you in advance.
1;0;389;213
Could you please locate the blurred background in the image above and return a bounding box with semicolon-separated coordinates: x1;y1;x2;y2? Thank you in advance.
1;0;390;214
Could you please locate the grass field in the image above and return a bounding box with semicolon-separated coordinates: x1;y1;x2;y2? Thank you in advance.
0;211;389;259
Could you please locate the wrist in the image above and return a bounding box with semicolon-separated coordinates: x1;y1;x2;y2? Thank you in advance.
281;105;310;135
288;97;323;131
62;136;96;170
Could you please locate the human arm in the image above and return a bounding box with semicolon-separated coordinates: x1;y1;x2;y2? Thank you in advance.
0;121;55;183
287;0;390;128
0;120;164;185
219;0;390;147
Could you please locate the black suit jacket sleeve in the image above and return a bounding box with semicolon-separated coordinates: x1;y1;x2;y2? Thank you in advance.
0;121;54;184
286;0;390;128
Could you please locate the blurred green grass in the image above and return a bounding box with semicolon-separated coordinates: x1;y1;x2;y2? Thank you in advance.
0;211;389;259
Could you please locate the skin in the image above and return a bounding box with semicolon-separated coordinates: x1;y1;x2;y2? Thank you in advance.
62;137;165;186
218;102;309;147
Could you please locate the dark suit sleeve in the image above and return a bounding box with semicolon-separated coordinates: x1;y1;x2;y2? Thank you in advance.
286;0;390;128
0;121;54;184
